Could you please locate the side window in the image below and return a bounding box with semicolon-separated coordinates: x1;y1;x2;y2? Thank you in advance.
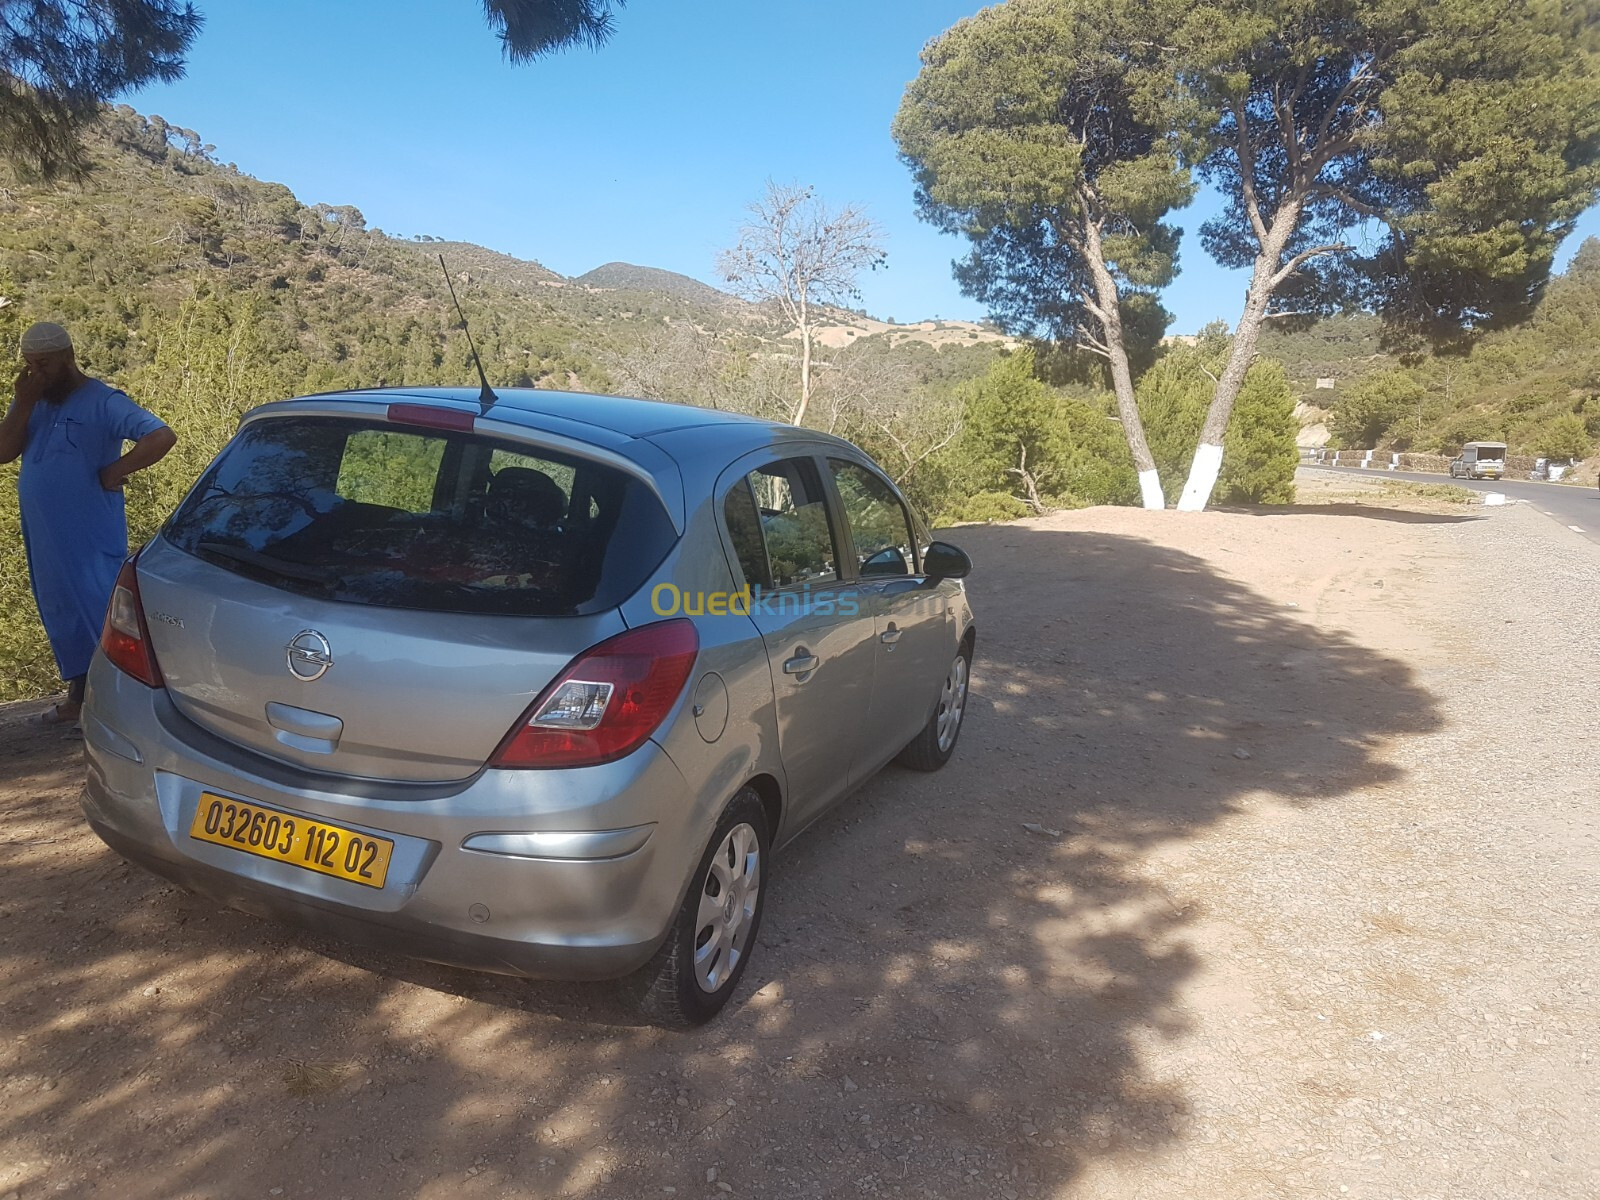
336;430;445;513
827;459;916;578
722;477;771;590
744;457;839;588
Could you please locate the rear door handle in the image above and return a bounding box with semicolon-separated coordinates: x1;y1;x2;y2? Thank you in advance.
880;623;902;646
783;652;821;676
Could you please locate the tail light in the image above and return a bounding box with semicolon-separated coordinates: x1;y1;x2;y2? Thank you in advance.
490;620;699;769
100;555;163;687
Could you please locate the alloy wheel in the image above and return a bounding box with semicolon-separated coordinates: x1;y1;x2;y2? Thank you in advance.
936;653;969;753
692;822;761;993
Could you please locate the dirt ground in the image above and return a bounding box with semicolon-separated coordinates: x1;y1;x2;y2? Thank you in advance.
0;475;1594;1200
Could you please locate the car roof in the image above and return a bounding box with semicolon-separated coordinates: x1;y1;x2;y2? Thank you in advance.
269;385;869;472
288;386;770;439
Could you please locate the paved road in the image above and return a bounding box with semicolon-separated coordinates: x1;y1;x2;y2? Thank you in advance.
1305;464;1600;547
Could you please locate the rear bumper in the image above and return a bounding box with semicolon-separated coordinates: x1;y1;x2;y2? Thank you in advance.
85;815;657;979
80;655;714;982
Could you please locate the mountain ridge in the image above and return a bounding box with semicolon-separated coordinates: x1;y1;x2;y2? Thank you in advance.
572;261;733;302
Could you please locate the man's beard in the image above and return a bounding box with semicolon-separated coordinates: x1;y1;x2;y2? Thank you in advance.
41;375;75;403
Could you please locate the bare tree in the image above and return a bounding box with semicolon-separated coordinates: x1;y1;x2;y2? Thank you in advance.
608;321;793;422
1006;444;1050;516
823;345;962;487
607;321;716;408
717;182;885;426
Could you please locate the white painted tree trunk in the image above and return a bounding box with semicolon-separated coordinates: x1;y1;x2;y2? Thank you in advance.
1138;469;1164;510
1082;222;1164;509
1176;443;1224;511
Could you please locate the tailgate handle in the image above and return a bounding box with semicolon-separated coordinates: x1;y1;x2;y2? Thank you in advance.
265;702;344;741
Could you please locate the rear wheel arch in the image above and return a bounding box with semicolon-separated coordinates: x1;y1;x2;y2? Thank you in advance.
666;771;781;916
743;772;783;845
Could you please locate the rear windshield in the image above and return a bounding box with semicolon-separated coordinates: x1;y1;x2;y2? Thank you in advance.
164;416;677;616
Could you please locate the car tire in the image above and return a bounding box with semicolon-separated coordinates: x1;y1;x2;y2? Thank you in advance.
628;788;769;1028
896;642;972;772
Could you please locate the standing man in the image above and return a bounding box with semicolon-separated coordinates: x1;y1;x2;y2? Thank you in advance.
0;323;176;726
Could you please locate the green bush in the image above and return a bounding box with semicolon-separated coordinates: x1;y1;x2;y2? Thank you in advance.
938;490;1031;524
1434;413;1506;453
1053;394;1138;505
1134;339;1298;504
1135;347;1211;484
1328;370;1424;448
1533;413;1593;460
958;348;1069;490
1218;360;1299;504
1581;394;1600;438
953;349;1137;510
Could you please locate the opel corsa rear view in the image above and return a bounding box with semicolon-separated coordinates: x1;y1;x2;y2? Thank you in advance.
82;387;976;1025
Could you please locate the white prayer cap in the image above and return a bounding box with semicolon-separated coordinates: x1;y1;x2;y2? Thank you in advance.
20;322;72;354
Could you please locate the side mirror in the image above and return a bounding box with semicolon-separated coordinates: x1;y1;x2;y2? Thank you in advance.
861;546;910;578
922;541;972;580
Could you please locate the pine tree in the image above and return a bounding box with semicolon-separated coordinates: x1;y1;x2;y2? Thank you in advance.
0;1;202;180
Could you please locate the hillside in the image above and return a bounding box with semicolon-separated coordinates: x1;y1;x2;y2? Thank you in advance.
798;310;1018;352
0;105;1011;394
573;261;731;303
400;239;563;292
1257;313;1393;398
1249;258;1600;460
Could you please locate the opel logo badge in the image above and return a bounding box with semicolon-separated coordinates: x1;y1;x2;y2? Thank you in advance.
286;629;333;682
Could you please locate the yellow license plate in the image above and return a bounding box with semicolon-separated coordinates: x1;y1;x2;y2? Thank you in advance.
189;793;394;889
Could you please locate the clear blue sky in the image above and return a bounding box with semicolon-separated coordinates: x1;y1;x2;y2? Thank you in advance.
135;0;1599;335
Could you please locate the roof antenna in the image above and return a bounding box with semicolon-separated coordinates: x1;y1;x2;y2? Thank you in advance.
438;254;498;414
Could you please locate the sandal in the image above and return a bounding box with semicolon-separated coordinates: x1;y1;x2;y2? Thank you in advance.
35;704;81;727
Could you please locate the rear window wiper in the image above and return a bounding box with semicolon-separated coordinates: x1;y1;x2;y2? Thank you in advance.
196;541;334;584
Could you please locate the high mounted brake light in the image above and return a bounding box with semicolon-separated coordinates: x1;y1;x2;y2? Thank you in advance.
490;620;699;769
386;403;476;433
100;554;163;687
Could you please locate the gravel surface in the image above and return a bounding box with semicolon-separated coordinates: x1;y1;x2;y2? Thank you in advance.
0;485;1592;1200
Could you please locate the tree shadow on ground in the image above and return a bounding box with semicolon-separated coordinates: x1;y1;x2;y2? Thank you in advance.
1223;502;1482;524
0;527;1441;1199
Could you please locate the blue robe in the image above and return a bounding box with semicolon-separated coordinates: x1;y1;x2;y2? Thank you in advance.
17;379;166;680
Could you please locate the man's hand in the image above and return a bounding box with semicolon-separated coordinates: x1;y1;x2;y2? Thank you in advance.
0;369;42;464
98;427;175;491
12;366;43;408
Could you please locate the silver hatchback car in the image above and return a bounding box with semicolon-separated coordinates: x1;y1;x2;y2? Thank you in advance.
82;387;976;1024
